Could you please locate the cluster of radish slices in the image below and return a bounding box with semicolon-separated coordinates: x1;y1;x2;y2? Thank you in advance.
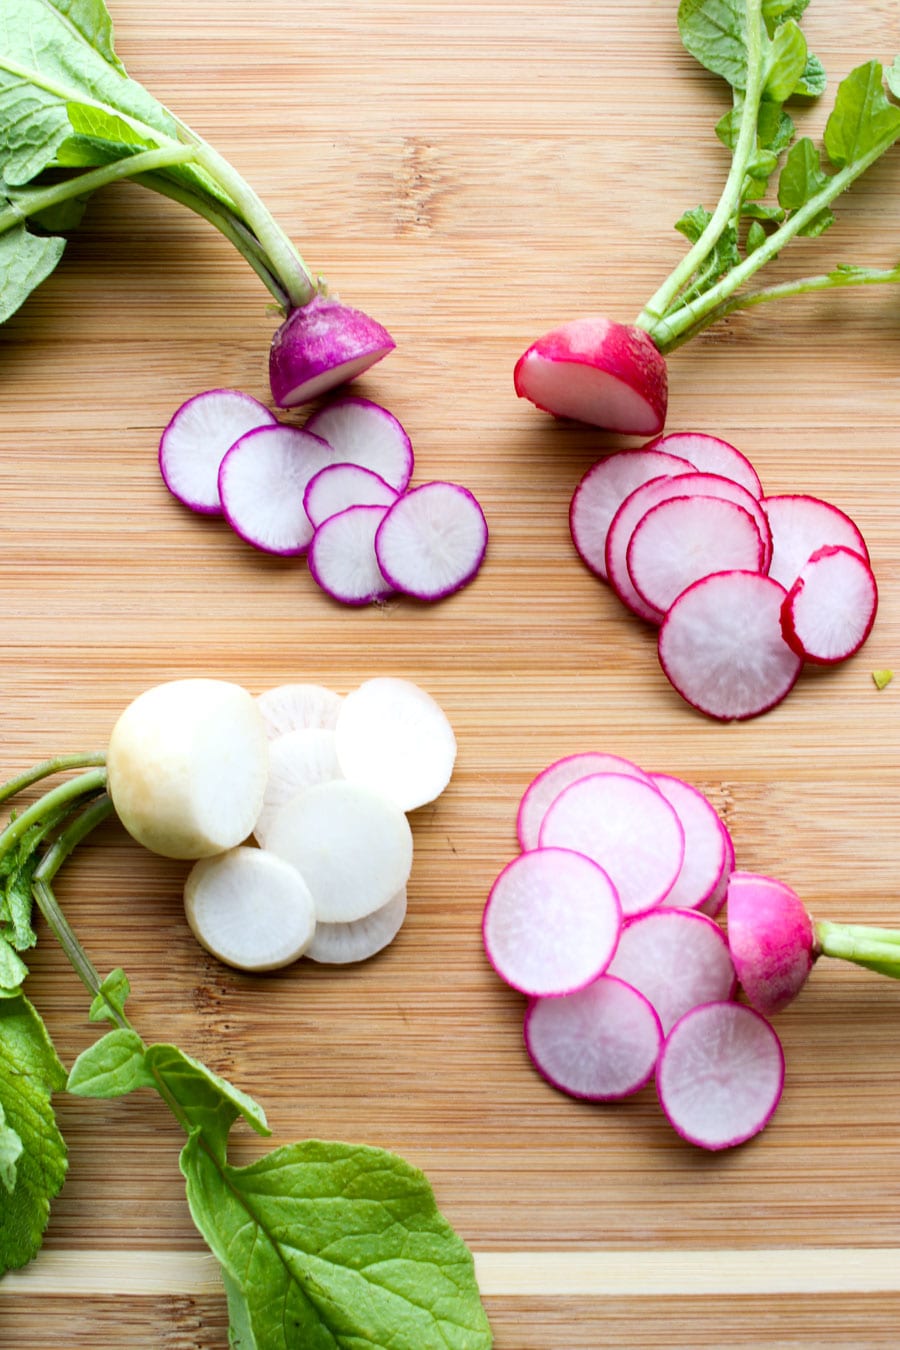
158;388;488;605
570;432;878;720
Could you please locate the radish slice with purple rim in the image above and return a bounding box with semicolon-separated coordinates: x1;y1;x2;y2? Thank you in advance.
304;395;414;492
158;388;276;515
306;888;408;965
307;504;394;607
656;1001;785;1151
334;677;457;813
218;423;334;555
780;545;878;665
644;432;763;499
256;683;343;739
569;450;695;580
482;847;622;997
516;752;656;853
524;976;662;1101
649;774;729;912
269;296;396;409
763;493;869;589
303;463;399;529
253;727;342;848
725;871;817;1015
375;481;488;601
607;908;735;1034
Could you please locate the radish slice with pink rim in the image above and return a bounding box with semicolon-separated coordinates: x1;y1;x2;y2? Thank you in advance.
269;297;396;408
218;423;334;555
780;545;878;665
569;450;695;580
763;493;869;589
649;774;729;911
516;752;656;853
159;388;276;515
307;504;394;607
607;908;735;1034
697;822;735;918
303;463;398;529
644;432;763;499
375;481;488;601
725;871;817;1015
304;395;414;492
256;683;343;739
306;888;408;965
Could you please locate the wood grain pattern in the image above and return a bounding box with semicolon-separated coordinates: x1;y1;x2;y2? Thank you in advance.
2;0;900;1344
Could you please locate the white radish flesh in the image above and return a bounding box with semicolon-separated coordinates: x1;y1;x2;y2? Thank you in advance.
256;683;343;739
303;463;399;529
334;677;456;812
607;908;735;1034
569;450;695;580
763;493;869;589
304;395;414;492
307;504;394;607
375;481;488;601
516;751;656;853
697;824;735;919
269;297;395;409
644;432;763;499
306;889;408;965
253;727;342;848
649;773;729;911
158;389;276;515
218;423;334;555
780;545;878;665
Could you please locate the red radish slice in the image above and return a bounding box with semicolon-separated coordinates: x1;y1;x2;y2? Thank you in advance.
158;388;276;515
569;450;695;580
658;570;802;721
539;772;685;917
256;683;343;739
697;823;735;918
626;494;766;617
780;545;878;665
763;493;869;589
307;504;394;607
375;482;488;601
482;847;622;997
649;774;729;911
303;463;398;529
269;297;395;409
725;871;816;1015
524;976;662;1101
644;432;763;499
304;395;414;492
218;424;334;555
306;888;408;965
607;908;735;1034
334;677;457;813
253;727;342;848
656;1001;785;1151
516;752;656;853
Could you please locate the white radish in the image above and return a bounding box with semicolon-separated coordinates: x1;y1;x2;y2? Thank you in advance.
256;683;343;739
303;463;399;529
516;751;656;853
780;545;878;665
569;449;695;580
334;677;456;812
644;431;763;499
218;423;334;555
158;388;276;515
253;727;342;848
304;395;414;492
307;504;394;607
607;908;735;1034
649;773;729;911
375;481;488;601
269;297;396;409
306;889;408;965
763;492;869;589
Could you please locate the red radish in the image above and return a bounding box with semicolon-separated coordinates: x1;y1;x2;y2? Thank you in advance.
158;388;276;515
481;847;622;998
269;296;395;409
218;423;333;555
303;463;399;529
607;908;735;1034
256;683;343;738
569;449;695;580
649;773;729;912
307;504;394;607
656;1002;785;1151
516;751;656;853
306;888;408;965
375;481;488;601
644;432;763;499
334;677;457;813
304;396;414;493
780;545;878;665
763;493;869;589
524;976;662;1101
725;872;816;1015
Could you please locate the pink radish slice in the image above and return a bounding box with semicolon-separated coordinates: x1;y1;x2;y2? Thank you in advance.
607;908;735;1034
725;871;816;1015
697;823;735;919
626;495;766;618
657;1001;785;1151
516;752;656;853
569;450;695;580
482;847;622;997
658;571;802;721
158;389;276;515
218;424;334;555
304;396;414;493
256;683;343;739
780;545;878;665
514;317;668;434
649;774;729;911
303;463;398;529
763;493;869;589
307;504;394;607
539;772;685;918
375;481;488;601
524;976;662;1101
269;297;395;408
306;888;408;965
644;432;763;499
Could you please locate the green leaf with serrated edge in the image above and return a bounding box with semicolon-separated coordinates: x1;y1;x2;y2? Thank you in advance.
778;135;829;209
0;936;28;991
796;52;826;98
0;1101;23;1193
678;0;750;91
89;967;131;1022
741;201;785;220
67;1028;154;1098
51;0;127;72
0;223;65;325
764;19;806;103
824;61;900;169
144;1044;269;1152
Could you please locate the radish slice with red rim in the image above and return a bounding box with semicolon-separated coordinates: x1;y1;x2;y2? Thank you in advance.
697;823;735;918
253;727;342;848
375;481;488;601
607;908;735;1034
569;450;695;580
780;545;878;665
516;752;656;852
256;683;343;739
649;773;729;911
334;677;457;813
159;388;276;515
763;493;869;589
307;504;394;607
306;888;408;965
644;432;763;499
219;424;334;555
303;463;399;529
304;395;414;492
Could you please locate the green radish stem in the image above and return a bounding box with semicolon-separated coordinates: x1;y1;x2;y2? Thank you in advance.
815;919;900;980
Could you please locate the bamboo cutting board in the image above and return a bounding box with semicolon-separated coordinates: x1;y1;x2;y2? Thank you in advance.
2;0;900;1344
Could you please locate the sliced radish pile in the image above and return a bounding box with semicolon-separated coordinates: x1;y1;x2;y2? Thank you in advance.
516;751;655;852
607;908;736;1034
375;482;489;602
644;432;763;499
649;773;730;912
304;396;414;493
306;888;408;965
780;545;878;665
763;493;869;590
218;423;333;555
252;727;342;848
256;683;343;739
307;504;394;607
569;449;695;580
159;388;276;514
304;463;399;529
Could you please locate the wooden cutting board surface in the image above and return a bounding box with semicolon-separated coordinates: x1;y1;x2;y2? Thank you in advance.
3;0;900;1344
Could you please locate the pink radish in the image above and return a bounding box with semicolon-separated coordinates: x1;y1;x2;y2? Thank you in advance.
303;463;399;529
697;825;735;919
649;773;729;912
569;449;695;579
644;432;763;499
656;1002;785;1151
269;296;395;409
516;752;656;853
725;872;816;1015
524;976;662;1101
763;493;869;589
256;683;343;738
780;545;878;665
218;423;334;555
304;396;414;493
375;481;488;601
607;908;735;1034
307;504;394;607
158;388;276;515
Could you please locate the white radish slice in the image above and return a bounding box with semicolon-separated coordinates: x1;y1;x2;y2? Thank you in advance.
303;463;399;529
658;570;802;721
763;492;869;589
334;677;456;812
644;432;763;499
649;774;729;911
698;822;735;919
627;494;766;618
265;780;413;924
780;545;878;665
375;482;488;601
539;772;685;917
524;976;662;1100
569;450;695;580
516;751;656;853
306;888;408;965
256;683;343;739
253;728;342;848
607;908;735;1034
482;847;622;997
307;504;394;607
158;388;276;515
656;1001;785;1151
218;424;334;555
183;845;317;972
304;395;414;492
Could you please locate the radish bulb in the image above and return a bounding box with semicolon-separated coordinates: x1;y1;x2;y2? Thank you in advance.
269;296;396;409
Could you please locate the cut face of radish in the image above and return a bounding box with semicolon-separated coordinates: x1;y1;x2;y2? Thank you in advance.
569;450;695;580
516;751;656;853
183;846;317;972
514;317;668;434
725;871;816;1014
306;888;408;965
524;976;662;1101
763;493;869;589
780;545;878;665
644;432;763;499
649;774;729;911
482;847;622;997
658;571;802;721
334;677;457;813
375;481;488;601
307;504;394;607
607;908;735;1034
304;396;414;493
158;389;276;515
656;1001;785;1151
253;727;342;848
218;424;334;555
255;683;343;739
303;463;399;529
268;296;395;408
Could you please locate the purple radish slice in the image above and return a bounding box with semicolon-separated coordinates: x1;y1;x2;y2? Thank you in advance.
256;683;343;739
482;846;622;997
304;396;414;493
644;432;763;499
649;774;729;912
524;976;662;1101
780;545;878;665
303;463;398;529
607;908;736;1034
658;570;802;722
763;493;869;589
307;504;394;607
218;424;334;555
253;727;342;849
516;752;657;853
539;772;685;918
306;888;408;965
725;871;816;1015
334;677;456;813
269;296;395;409
375;482;488;602
158;388;276;515
656;1001;785;1151
697;823;735;919
569;450;695;580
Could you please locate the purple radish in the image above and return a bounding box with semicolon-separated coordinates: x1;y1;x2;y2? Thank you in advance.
649;774;729;911
256;683;343;739
158;388;276;515
218;424;334;555
307;504;394;607
780;545;878;665
375;481;488;601
656;1001;785;1151
762;493;869;589
607;908;735;1034
482;847;622;997
304;396;414;492
516;751;656;853
524;976;662;1101
269;296;395;409
644;432;763;499
304;463;399;529
569;450;695;580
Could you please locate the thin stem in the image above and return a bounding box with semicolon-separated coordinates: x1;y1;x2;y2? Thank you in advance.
0;769;107;867
815;919;900;980
675;262;900;330
0;753;106;807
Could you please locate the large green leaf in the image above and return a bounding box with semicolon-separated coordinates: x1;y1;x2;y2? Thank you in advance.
825;60;900;168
